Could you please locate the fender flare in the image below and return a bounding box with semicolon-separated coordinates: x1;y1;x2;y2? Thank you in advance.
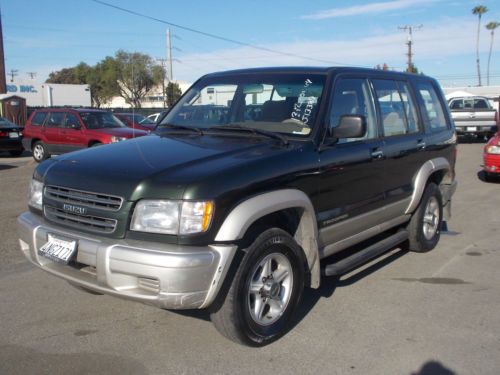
215;189;321;288
405;157;451;214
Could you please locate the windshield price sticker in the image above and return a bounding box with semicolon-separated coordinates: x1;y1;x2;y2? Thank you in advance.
39;234;77;263
291;79;315;126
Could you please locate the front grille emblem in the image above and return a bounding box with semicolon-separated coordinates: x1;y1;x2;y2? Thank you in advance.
63;203;87;215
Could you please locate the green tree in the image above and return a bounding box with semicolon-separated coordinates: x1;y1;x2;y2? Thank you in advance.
486;21;500;86
472;5;488;86
114;50;163;108
407;63;419;74
166;82;182;107
87;57;120;108
46;62;91;84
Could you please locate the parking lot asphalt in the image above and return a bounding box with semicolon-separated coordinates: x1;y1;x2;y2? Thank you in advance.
1;143;499;375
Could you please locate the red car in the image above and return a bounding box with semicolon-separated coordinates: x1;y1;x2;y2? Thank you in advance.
114;113;157;132
483;133;500;181
23;108;148;162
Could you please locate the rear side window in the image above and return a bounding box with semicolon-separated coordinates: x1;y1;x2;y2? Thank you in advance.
372;79;419;136
31;112;47;126
415;82;448;131
46;112;65;128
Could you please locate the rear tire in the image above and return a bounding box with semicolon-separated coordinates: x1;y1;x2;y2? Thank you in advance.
210;228;305;346
408;182;443;253
32;141;49;163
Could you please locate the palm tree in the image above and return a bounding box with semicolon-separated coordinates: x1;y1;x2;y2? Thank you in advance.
472;5;488;86
486;21;500;86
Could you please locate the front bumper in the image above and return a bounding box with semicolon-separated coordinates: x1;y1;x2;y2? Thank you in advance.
18;211;236;310
484;153;500;174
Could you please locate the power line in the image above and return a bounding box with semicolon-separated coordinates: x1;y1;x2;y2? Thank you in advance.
90;0;349;66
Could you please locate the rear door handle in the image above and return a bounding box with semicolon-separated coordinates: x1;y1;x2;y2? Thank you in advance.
371;150;384;159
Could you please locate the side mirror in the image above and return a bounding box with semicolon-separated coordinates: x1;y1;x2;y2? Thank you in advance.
331;115;366;139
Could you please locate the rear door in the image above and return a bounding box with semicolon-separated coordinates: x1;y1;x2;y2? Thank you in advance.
44;112;66;153
317;76;387;252
371;78;426;206
59;112;87;152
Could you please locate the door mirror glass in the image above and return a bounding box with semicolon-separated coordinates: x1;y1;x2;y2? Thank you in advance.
331;115;366;139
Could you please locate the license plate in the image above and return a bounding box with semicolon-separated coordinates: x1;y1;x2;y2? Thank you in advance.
39;234;77;264
467;126;477;132
9;132;19;138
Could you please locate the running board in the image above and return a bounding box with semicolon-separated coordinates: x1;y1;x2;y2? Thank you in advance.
323;230;409;277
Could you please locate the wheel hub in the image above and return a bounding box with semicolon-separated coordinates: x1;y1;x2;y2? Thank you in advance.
260;278;281;299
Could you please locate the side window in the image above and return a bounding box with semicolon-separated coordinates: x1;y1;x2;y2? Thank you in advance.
329;78;377;142
398;82;420;133
31;112;47;126
474;98;489;109
449;99;463;110
372;79;408;137
416;82;448;131
64;114;81;128
46;112;65;128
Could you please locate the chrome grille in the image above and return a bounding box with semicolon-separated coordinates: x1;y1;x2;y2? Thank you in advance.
44;205;117;234
45;186;123;211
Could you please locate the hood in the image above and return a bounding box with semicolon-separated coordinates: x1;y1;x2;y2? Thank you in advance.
39;133;294;201
92;127;148;138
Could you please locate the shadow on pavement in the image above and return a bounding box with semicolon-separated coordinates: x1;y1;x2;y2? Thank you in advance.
411;360;456;375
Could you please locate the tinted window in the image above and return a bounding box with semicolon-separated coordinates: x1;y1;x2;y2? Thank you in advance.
416;82;448;131
31;112;47;126
398;82;420;133
373;80;407;136
449;99;463;110
329;78;377;142
474;99;489;109
79;112;125;129
64;114;80;128
46;112;65;128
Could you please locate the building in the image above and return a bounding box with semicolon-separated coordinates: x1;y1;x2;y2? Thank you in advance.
5;80;91;107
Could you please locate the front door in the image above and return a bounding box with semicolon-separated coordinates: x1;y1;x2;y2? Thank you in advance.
317;76;387;254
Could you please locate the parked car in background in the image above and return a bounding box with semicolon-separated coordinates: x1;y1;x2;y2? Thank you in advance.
0;117;24;157
448;96;498;139
114;113;157;132
483;133;500;181
23;108;148;162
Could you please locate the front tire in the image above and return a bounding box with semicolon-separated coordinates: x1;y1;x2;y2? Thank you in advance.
210;228;305;346
32;141;49;163
408;182;443;252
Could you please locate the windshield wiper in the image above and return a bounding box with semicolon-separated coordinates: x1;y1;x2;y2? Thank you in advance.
208;125;288;145
157;123;204;135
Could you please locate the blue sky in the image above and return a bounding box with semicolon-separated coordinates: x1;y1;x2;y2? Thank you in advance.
3;0;500;87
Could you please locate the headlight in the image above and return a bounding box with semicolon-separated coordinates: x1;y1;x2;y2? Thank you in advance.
131;200;214;235
28;179;43;210
111;136;127;143
486;145;500;154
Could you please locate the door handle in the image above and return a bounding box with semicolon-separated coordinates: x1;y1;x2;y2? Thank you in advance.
417;141;426;150
371;150;384;159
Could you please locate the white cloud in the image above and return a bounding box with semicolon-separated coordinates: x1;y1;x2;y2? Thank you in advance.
172;17;494;83
301;0;438;20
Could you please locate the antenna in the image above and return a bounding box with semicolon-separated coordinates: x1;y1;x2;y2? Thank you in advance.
398;24;423;72
27;72;37;79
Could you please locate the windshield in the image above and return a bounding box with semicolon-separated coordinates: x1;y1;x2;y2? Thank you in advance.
158;73;326;137
80;112;125;129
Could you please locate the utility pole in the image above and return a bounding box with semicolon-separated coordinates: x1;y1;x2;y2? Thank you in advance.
26;72;37;79
398;25;423;72
8;69;18;82
0;10;6;93
166;28;173;81
156;58;168;107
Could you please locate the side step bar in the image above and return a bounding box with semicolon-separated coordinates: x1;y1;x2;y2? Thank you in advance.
323;230;409;277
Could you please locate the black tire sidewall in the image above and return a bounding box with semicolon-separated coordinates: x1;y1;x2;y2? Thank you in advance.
410;183;443;252
234;229;305;345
